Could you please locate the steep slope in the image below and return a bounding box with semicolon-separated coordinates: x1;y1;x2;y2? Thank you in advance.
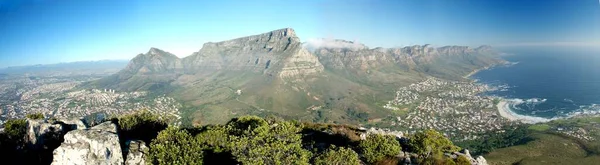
313;41;503;82
182;28;323;78
87;29;504;125
88;48;182;91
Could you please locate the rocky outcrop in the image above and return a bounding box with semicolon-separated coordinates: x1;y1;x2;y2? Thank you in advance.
452;149;489;165
125;140;148;165
359;127;404;140
51;121;123;165
26;119;63;148
58;118;87;130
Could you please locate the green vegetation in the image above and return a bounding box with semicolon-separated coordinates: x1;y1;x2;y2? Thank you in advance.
483;116;600;165
2;114;471;165
358;134;402;163
26;113;45;120
485;133;600;165
147;127;204;165
528;124;551;131
117;110;168;144
313;146;360;165
407;129;461;156
455;125;532;155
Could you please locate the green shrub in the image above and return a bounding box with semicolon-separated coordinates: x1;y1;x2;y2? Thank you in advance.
225;115;269;136
26;113;44;120
313;146;360;165
147;127;204;165
3;119;27;142
227;117;311;165
407;129;460;156
358;134;402;164
118;110;168;143
195;125;231;153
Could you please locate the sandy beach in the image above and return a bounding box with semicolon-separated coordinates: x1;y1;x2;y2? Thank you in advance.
496;100;551;124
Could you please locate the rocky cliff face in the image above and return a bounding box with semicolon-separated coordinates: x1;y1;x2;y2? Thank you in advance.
314;42;500;72
183;28;323;78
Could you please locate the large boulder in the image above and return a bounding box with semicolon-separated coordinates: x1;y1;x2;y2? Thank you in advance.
58;118;87;130
125;140;148;165
26;119;63;148
51;121;123;165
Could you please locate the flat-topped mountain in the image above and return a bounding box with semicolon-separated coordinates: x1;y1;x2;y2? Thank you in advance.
183;28;323;78
87;28;503;125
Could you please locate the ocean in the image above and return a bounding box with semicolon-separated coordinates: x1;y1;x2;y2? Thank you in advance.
472;47;600;119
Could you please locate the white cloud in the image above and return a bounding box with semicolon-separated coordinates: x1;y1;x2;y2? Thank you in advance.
303;38;368;51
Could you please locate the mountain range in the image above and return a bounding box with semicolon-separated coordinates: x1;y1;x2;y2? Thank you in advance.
86;28;504;125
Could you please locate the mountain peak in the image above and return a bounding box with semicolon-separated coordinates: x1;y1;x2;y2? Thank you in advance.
147;47;168;56
271;28;296;38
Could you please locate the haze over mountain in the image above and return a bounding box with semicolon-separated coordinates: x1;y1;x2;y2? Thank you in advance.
87;28;503;125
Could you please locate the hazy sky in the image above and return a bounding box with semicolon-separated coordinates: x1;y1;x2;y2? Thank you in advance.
1;0;599;67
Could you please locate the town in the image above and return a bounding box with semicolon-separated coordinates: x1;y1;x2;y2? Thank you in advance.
0;75;181;126
382;78;517;140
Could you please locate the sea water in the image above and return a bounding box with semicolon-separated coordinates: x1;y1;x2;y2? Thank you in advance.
472;47;600;118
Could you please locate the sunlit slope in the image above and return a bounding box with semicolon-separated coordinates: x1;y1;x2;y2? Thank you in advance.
87;28;504;125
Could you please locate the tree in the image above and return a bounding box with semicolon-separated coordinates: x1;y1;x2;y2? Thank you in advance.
313;145;360;165
147;127;204;165
357;134;402;164
407;129;460;156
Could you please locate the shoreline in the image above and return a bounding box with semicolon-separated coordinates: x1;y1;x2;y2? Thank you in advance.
496;100;551;124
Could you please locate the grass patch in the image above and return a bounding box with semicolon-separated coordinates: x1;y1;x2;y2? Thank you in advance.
528;124;551;132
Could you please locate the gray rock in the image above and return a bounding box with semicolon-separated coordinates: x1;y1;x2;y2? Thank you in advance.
58;118;87;130
51;121;123;165
26;119;63;148
476;156;488;165
125;140;148;165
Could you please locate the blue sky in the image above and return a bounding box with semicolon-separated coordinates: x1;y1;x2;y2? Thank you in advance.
0;0;599;67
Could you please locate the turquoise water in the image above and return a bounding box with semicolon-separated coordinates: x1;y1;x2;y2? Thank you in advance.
473;47;600;118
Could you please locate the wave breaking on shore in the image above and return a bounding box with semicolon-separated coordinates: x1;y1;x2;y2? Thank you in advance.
496;98;600;124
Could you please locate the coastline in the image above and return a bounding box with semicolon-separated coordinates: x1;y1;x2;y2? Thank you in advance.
463;67;487;79
465;61;555;124
496;100;551;124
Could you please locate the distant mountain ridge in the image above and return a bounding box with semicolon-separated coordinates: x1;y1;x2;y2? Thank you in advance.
87;28;504;125
0;60;128;76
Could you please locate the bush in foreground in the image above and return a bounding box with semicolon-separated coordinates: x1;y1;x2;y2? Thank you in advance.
407;129;461;156
147;127;204;165
313;145;360;165
358;134;402;164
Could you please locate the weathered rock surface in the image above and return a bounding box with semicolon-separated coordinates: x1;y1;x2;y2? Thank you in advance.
58;118;87;130
359;127;404;140
125;140;148;165
51;121;123;165
26;119;63;148
453;149;489;165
